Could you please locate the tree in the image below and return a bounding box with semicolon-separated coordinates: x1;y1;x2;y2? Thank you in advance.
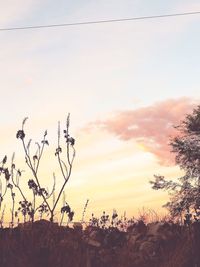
150;105;200;223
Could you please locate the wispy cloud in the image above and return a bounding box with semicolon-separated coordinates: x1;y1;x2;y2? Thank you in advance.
86;98;197;165
0;0;40;26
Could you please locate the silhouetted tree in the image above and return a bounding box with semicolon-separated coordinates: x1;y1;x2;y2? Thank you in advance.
150;105;200;223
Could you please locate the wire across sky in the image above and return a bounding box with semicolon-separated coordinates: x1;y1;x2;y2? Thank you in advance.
0;10;200;32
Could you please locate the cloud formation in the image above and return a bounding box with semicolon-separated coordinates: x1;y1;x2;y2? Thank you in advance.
88;98;197;165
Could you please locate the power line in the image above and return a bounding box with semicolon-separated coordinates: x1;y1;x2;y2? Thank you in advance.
0;10;200;32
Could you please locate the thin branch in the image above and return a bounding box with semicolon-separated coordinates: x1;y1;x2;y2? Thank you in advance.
46;173;56;199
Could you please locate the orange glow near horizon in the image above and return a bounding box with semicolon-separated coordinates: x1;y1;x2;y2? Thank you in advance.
1;117;185;224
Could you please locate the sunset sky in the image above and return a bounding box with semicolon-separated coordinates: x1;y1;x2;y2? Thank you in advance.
0;0;200;223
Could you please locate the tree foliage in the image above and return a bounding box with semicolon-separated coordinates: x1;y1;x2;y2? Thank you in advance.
150;105;200;223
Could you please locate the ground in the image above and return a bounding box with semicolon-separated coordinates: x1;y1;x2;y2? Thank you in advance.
0;219;199;267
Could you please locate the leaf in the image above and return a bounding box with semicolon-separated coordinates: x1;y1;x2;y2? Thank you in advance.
33;155;38;161
27;139;32;150
4;168;10;180
2;155;7;164
41;140;49;145
11;163;15;169
17;169;22;176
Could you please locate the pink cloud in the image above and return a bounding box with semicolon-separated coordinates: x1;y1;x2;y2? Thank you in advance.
88;98;198;165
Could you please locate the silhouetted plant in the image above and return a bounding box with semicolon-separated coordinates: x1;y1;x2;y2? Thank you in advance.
137;207;160;223
16;114;75;222
37;203;49;220
0;155;22;226
88;210;136;231
89;213;99;227
7;183;15;227
89;212;120;229
0;155;10;211
17;200;33;223
60;202;74;226
111;209;118;227
100;211;110;229
81;199;89;223
0;205;6;228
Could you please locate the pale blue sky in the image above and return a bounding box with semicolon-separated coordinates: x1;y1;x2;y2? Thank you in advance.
0;0;199;147
1;0;200;126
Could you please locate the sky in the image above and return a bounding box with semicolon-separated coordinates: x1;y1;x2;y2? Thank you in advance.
0;0;200;223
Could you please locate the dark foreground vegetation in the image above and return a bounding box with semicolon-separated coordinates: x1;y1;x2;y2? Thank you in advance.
0;219;200;267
